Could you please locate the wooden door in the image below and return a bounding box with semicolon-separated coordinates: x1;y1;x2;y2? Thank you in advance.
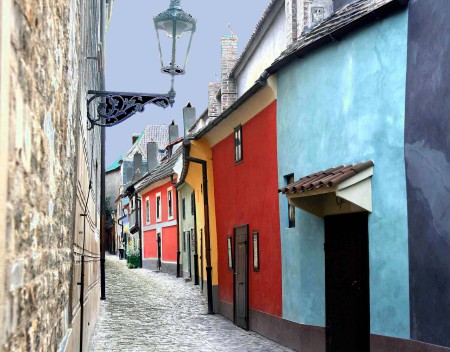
187;231;192;277
157;232;162;271
325;213;370;352
234;225;249;330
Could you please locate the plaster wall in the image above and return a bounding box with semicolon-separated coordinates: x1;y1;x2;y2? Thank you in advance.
105;168;121;207
212;102;282;317
140;180;177;264
236;7;286;97
405;0;450;347
184;140;219;288
277;12;410;339
178;183;196;277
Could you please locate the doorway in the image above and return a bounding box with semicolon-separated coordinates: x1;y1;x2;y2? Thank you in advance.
325;213;370;352
157;232;162;271
234;225;249;330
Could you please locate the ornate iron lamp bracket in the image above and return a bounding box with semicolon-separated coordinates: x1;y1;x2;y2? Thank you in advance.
87;90;175;129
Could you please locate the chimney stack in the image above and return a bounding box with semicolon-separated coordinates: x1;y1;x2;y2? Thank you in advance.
133;152;142;177
208;82;221;121
183;102;196;136
147;142;158;173
168;120;179;143
286;0;333;45
220;35;238;112
132;133;140;145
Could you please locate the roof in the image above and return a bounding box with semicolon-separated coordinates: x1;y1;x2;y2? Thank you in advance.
106;154;123;172
134;146;183;193
279;161;374;195
274;0;407;65
123;125;168;162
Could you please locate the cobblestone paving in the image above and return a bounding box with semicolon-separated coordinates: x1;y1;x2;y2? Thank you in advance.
89;256;293;352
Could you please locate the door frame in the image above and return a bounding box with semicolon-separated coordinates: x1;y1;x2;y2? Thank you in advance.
324;212;370;352
233;224;249;330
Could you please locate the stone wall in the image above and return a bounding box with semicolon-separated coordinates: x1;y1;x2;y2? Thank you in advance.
0;0;105;351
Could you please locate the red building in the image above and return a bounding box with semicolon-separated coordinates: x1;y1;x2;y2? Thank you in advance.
135;145;182;275
211;101;283;330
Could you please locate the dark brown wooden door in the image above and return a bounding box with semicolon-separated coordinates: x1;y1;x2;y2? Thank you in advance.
325;213;370;352
157;233;162;271
234;225;249;330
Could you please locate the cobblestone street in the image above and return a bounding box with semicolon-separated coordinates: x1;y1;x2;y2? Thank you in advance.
89;256;293;352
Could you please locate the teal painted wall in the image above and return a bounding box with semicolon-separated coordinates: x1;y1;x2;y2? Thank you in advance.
277;12;410;339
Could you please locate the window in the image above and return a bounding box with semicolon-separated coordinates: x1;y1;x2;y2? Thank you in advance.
227;236;233;271
167;188;173;220
183;231;186;252
156;192;161;222
234;125;243;163
252;231;260;272
190;192;195;215
182;198;186;220
285;174;295;228
145;197;150;225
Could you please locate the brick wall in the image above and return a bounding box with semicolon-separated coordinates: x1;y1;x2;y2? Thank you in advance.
0;0;104;351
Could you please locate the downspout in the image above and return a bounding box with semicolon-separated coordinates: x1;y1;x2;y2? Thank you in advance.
175;187;181;277
136;195;143;268
183;139;214;314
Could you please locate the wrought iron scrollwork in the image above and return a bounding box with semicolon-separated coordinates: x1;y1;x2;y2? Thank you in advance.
87;90;175;129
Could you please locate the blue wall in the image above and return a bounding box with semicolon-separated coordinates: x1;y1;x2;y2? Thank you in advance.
277;12;410;339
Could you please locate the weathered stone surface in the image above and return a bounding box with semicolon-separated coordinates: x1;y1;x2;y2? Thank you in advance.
90;256;293;352
1;0;103;350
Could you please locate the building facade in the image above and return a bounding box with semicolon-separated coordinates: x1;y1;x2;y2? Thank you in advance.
0;0;113;350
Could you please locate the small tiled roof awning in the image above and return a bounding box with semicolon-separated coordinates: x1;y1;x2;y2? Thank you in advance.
279;161;374;217
279;161;374;195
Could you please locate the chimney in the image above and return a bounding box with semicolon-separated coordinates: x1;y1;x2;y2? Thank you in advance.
183;102;196;136
133;152;142;177
208;82;221;120
220;35;238;112
147;142;158;173
132;133;139;145
287;0;333;44
168;120;179;143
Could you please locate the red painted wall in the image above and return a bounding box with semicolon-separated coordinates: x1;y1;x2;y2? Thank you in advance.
162;226;177;262
144;229;157;258
212;101;282;317
141;179;178;263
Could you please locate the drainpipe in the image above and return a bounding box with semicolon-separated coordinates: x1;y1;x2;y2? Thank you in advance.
183;140;214;314
136;195;143;268
175;188;181;277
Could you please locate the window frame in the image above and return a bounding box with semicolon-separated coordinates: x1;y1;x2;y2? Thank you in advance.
285;174;296;228
227;235;233;271
156;192;162;222
252;230;260;272
145;196;150;225
167;187;173;220
234;125;243;164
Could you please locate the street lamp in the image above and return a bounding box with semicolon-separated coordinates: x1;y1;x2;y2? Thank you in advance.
87;0;197;130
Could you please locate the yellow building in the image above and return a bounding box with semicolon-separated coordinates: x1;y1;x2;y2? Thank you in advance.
177;137;219;313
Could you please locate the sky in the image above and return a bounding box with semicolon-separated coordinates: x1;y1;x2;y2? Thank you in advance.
105;0;269;167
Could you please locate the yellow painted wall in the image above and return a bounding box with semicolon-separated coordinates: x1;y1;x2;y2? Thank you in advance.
184;139;219;286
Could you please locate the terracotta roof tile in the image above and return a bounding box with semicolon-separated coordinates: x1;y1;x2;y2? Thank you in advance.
279;161;374;194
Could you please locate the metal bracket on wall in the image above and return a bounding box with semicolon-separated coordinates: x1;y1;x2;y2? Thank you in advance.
86;89;175;129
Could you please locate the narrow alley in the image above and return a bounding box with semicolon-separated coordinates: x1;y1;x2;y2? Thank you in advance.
89;256;293;352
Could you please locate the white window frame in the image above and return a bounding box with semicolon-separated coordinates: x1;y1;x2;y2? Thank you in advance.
156;192;162;222
167;187;174;220
145;196;150;225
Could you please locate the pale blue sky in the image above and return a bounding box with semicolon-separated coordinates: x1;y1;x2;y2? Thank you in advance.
105;0;269;166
